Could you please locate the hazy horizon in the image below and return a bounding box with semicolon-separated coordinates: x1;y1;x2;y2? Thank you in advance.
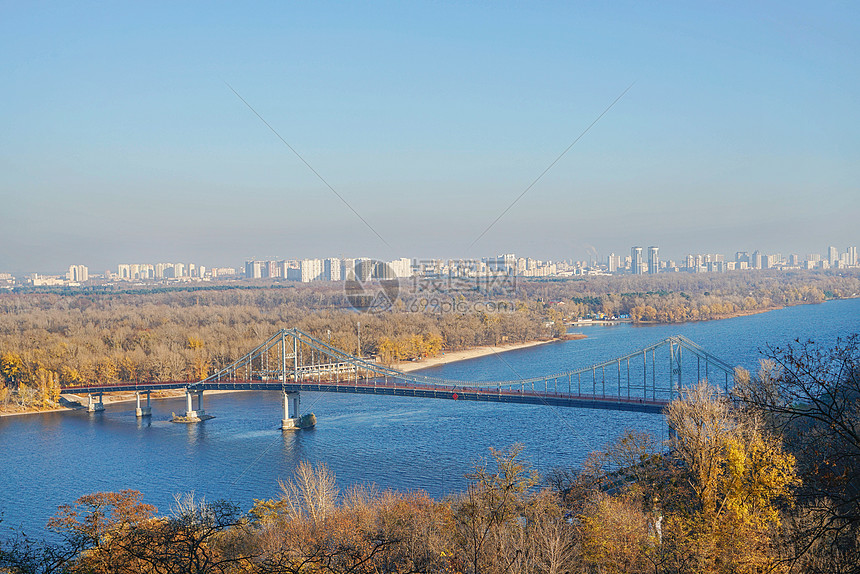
3;2;858;275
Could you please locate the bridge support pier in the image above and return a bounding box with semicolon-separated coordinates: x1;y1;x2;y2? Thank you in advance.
87;393;104;412
281;391;301;430
135;391;152;417
182;389;206;420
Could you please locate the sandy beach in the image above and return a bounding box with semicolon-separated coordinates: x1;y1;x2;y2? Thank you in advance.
393;338;558;372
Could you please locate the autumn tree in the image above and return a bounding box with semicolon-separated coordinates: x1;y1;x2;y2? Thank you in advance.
733;334;860;572
1;352;23;386
46;489;158;573
250;462;449;573
665;381;798;573
452;443;540;574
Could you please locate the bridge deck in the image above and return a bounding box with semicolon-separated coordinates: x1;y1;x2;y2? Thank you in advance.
60;379;667;414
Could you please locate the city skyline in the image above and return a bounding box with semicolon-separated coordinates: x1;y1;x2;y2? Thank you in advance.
7;241;858;287
3;2;858;273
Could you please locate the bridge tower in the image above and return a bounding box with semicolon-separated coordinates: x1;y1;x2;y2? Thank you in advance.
281;329;302;429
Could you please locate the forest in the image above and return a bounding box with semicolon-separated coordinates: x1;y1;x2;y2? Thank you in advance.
2;336;858;573
0;269;857;412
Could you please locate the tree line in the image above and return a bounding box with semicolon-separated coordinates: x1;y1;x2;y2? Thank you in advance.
523;269;860;323
0;286;563;411
2;335;857;573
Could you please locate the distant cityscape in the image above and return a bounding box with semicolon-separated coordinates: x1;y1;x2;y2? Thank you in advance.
2;244;858;289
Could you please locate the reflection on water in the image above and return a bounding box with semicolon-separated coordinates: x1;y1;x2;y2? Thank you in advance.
1;298;858;536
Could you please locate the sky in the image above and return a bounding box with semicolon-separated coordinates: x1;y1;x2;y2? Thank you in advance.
2;1;858;275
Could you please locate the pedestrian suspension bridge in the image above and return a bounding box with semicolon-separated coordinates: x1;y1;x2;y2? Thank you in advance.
61;328;736;429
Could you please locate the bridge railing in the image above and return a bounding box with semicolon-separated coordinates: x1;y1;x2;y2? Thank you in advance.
190;328;736;403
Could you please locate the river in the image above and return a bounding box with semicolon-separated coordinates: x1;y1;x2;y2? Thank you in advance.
1;298;858;537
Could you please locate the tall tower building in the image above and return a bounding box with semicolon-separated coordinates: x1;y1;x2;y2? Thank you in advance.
848;246;858;266
631;247;643;275
244;260;263;279
324;258;341;281
67;265;88;282
607;253;617;273
300;259;323;282
828;246;839;266
647;246;659;275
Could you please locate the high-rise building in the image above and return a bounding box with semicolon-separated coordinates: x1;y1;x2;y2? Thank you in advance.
848;246;858;266
647;246;659;275
685;254;696;270
300;259;323;282
264;260;279;278
324;258;341;281
353;258;372;281
752;250;762;269
488;253;517;275
341;258;356;280
631;247;643;275
244;260;263;279
607;253;618;273
67;265;88;282
389;258;412;278
828;246;839;266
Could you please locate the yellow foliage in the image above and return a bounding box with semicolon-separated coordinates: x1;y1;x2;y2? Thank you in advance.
186;336;205;350
60;365;84;385
666;382;799;573
1;351;23;384
579;495;653;574
377;333;444;364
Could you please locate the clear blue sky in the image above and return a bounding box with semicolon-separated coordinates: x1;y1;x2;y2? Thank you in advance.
2;1;857;274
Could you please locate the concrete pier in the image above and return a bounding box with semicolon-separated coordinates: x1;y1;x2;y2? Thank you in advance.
182;389;206;419
87;393;104;412
281;391;300;430
135;391;152;417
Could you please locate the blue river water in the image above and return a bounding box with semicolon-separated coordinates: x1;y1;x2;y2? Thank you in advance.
1;298;858;536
